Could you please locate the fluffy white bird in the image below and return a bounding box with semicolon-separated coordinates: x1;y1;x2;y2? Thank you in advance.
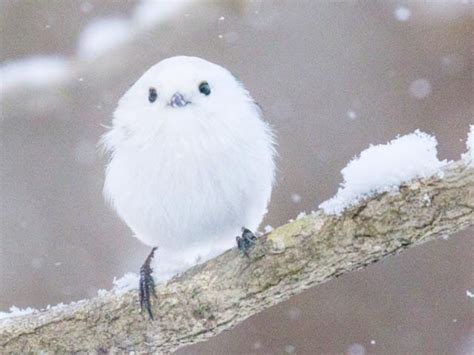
101;56;276;318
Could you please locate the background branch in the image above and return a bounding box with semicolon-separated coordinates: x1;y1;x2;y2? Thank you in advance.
1;160;472;353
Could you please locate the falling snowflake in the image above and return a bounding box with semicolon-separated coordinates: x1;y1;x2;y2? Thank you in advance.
409;79;432;99
394;6;411;21
347;110;357;120
291;193;302;203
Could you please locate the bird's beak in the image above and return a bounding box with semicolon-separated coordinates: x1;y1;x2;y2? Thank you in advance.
169;92;190;108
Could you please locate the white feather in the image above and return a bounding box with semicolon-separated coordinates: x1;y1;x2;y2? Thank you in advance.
101;56;276;279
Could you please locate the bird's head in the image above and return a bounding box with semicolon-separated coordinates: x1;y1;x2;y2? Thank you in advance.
106;56;259;150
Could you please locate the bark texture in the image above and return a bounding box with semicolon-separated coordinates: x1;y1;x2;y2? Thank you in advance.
1;161;473;353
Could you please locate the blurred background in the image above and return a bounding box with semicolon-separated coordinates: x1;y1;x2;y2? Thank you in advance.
0;0;473;353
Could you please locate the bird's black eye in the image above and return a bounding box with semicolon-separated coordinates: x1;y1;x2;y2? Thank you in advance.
198;81;211;96
148;87;157;103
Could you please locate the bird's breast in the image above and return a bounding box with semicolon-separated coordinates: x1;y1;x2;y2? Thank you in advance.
105;133;260;247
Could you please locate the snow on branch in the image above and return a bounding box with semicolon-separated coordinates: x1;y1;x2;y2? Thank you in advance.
1;127;472;351
319;130;446;215
1;153;472;352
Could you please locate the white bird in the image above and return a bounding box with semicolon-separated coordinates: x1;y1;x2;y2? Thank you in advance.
101;56;276;319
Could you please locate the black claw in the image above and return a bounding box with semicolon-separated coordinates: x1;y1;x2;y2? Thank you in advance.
236;227;257;257
139;247;157;320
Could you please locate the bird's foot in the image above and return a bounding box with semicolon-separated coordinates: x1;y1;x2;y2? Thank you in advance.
139;247;157;320
236;227;257;257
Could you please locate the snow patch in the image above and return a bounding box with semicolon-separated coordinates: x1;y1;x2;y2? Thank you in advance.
462;125;474;166
296;211;306;220
264;225;274;233
112;272;139;295
97;288;108;297
0;306;36;322
96;273;138;297
423;193;431;206
0;56;70;94
0;273;139;324
77;17;132;60
320;130;446;215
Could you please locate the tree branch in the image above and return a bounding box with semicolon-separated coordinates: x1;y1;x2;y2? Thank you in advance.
1;160;473;353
